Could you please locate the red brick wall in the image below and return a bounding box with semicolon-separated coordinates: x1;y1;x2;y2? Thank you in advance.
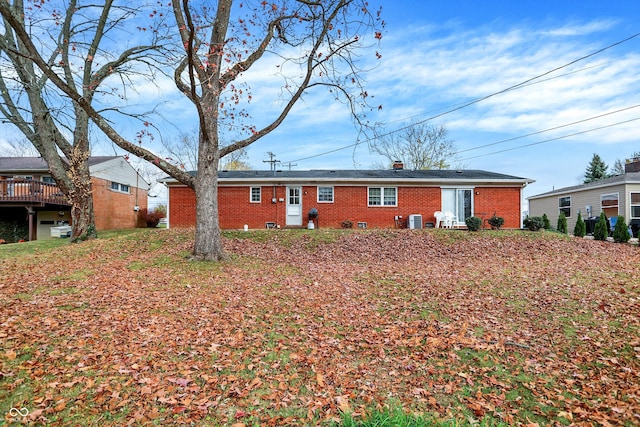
169;184;523;229
169;186;197;228
92;177;148;230
473;187;522;228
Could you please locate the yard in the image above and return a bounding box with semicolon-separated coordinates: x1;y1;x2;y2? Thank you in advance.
1;228;638;426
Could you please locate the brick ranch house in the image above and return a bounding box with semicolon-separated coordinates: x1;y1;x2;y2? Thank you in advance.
161;166;533;230
0;156;149;241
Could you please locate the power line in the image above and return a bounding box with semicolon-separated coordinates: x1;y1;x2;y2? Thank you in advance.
282;32;640;165
456;104;640;154
459;117;640;161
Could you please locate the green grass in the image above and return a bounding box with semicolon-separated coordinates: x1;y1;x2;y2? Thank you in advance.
1;227;638;426
335;407;511;426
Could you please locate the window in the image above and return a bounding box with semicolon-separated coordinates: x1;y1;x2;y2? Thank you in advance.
111;182;130;193
289;187;300;205
42;176;56;184
368;187;397;206
559;196;571;217
250;187;261;203
631;192;640;219
318;186;334;203
601;193;619;218
441;188;472;223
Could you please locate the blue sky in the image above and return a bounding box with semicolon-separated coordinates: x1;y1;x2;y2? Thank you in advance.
233;0;639;206
247;0;639;205
1;1;639;207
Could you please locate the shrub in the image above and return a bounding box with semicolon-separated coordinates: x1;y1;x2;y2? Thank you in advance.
523;216;544;231
557;212;568;234
0;220;28;243
542;213;551;230
612;215;631;243
593;212;608;241
488;214;505;230
341;219;353;229
465;216;482;231
574;212;586;238
139;208;165;228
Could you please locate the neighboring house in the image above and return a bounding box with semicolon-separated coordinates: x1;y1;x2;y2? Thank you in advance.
161;164;533;230
0;156;150;241
528;157;640;237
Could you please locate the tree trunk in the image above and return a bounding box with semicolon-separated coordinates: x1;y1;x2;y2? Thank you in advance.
69;190;96;242
191;125;225;261
67;109;97;242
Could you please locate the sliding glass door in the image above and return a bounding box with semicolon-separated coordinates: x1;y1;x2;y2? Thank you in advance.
441;188;473;224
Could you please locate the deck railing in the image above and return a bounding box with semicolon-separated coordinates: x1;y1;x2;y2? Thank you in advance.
0;178;70;205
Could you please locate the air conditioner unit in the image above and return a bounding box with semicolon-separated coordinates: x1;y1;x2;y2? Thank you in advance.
408;214;422;229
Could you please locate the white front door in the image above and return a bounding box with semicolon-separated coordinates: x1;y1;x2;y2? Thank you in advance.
286;186;302;226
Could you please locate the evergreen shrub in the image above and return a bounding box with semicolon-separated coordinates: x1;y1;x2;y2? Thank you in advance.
465;216;482;231
542;214;551;230
612;215;630;243
557;212;568;234
574;212;586;238
488;215;505;230
523;216;544;231
593;212;608;241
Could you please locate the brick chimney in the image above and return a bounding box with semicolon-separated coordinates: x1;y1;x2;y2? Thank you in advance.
625;157;640;173
392;160;404;170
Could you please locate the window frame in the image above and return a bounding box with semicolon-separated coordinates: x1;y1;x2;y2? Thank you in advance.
110;181;130;194
600;192;619;217
317;186;334;203
631;192;640;219
368;186;397;207
441;187;473;224
558;195;571;218
250;186;261;203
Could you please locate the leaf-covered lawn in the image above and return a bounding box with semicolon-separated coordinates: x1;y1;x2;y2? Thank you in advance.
1;229;638;426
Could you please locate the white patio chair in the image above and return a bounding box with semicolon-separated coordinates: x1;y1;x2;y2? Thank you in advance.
444;211;457;228
434;211;445;228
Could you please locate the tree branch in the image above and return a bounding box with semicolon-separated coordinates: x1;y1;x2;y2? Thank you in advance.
0;0;195;187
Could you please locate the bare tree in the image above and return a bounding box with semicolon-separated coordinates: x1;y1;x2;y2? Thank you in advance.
170;0;382;260
162;131;250;171
1;0;382;260
0;0;172;241
220;148;251;171
612;151;640;175
370;122;459;170
162;131;199;172
2;137;40;157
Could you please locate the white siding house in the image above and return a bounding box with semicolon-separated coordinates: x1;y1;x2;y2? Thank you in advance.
528;158;640;236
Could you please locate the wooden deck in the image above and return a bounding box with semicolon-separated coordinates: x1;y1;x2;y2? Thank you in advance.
0;178;70;206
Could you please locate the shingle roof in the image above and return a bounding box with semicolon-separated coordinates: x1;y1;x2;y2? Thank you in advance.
528;172;640;199
0;156;119;172
161;168;533;184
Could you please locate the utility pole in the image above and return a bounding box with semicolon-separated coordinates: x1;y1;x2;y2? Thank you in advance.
281;162;297;171
263;152;280;175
